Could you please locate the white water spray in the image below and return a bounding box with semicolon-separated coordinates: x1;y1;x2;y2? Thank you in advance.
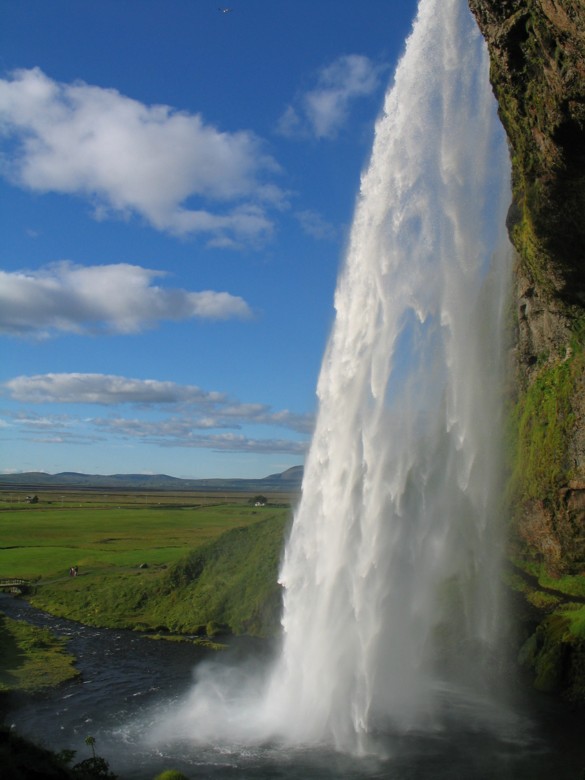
152;0;512;754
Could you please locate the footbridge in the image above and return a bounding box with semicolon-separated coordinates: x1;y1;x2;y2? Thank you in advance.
0;578;31;594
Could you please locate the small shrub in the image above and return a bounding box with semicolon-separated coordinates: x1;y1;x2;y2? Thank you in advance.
72;756;117;778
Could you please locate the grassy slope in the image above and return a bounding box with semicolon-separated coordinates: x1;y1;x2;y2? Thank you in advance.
0;499;290;701
162;513;289;636
0;500;290;637
27;513;288;637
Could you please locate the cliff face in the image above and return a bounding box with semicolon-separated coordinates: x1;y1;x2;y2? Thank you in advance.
469;0;585;302
467;0;585;699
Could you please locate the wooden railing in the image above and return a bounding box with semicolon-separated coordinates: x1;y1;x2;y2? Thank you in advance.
0;578;30;593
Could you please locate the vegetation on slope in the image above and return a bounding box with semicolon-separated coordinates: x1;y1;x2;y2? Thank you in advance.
0;501;290;636
508;348;579;503
504;338;585;700
0;499;290;778
28;513;288;639
163;513;288;636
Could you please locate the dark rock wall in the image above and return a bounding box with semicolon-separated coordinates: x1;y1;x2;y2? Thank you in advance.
467;0;585;699
469;0;585;305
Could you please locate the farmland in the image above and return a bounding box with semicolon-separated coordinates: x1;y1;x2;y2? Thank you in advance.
0;487;294;635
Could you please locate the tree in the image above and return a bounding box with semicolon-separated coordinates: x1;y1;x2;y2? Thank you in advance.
84;736;96;759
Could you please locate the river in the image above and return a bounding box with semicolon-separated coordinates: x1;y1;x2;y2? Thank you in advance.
1;594;584;779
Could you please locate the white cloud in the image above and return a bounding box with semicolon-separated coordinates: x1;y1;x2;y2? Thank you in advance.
3;373;224;406
91;418;308;454
278;55;384;140
0;68;286;245
0;410;99;445
171;433;307;455
2;372;313;454
0;262;252;337
2;372;314;433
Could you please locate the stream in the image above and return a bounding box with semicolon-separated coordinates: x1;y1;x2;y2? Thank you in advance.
2;594;584;779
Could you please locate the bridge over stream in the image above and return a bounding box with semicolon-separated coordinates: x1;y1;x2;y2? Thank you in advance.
0;578;31;594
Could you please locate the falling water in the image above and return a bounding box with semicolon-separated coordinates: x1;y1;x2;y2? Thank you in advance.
153;0;513;756
262;0;512;750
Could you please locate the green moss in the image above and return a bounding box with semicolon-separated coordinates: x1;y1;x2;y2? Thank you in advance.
0;612;79;693
560;604;585;640
510;207;554;295
538;571;585;600
520;614;568;692
508;346;584;505
526;590;561;610
147;633;226;651
518;606;585;699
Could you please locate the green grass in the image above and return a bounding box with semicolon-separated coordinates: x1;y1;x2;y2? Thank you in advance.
28;513;289;637
162;513;289;636
0;496;289;698
0;502;284;579
0;613;79;692
0;496;291;638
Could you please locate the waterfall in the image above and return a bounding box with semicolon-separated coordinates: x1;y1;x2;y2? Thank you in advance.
152;0;512;755
262;0;512;750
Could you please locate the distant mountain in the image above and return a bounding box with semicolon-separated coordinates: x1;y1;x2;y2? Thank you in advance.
0;466;304;492
263;466;304;483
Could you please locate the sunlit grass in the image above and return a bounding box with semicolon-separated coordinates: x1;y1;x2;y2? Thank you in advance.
0;496;290;638
0;502;281;579
0;613;79;692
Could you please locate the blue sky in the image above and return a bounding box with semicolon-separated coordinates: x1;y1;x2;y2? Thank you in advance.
1;0;419;479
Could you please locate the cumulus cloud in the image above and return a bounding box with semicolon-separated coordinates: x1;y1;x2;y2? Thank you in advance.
278;55;384;140
0;67;285;245
0;262;252;337
2;373;313;454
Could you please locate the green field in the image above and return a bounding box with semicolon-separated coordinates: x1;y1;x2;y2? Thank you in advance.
0;491;290;580
0;490;292;637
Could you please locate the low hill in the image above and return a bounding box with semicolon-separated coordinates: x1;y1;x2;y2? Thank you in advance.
0;466;303;493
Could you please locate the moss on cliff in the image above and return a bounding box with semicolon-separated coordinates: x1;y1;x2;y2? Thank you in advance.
508;345;582;505
468;0;585;701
